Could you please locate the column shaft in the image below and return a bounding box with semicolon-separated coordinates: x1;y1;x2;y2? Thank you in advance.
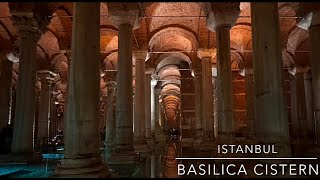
49;92;56;139
37;82;51;147
145;73;152;138
216;25;234;140
304;71;315;138
105;84;116;145
245;70;255;137
56;2;108;177
201;58;214;139
115;23;134;150
251;2;289;144
134;59;146;140
154;88;160;128
309;24;320;142
11;28;38;154
151;82;157;135
194;64;203;138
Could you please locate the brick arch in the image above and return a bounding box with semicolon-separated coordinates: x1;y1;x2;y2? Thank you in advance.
149;27;198;53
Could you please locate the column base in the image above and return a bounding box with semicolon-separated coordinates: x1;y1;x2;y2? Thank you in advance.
146;138;155;149
104;143;114;161
217;132;235;144
197;137;217;152
54;157;110;178
133;139;148;153
181;138;194;147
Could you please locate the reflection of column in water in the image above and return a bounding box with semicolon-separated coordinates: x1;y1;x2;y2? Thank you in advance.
163;142;179;178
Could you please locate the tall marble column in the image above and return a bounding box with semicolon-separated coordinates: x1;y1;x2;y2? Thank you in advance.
108;3;141;160
207;3;240;142
151;78;158;136
154;87;161;129
251;2;290;154
10;12;46;157
55;3;109;177
192;60;203;139
197;49;214;141
145;71;152;139
133;51;147;143
0;54;13;130
37;70;56;148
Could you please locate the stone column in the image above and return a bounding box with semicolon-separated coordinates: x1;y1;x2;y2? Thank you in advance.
108;3;141;160
244;68;255;138
33;89;40;150
251;2;290;154
308;10;320;142
197;49;214;141
154;87;161;129
104;82;116;146
55;3;109;177
10;12;46;157
304;70;315;139
289;66;312;142
49;91;57;140
192;60;203;139
207;3;240;142
0;55;13;130
37;70;56;148
133;51;147;143
145;71;152;139
151;78;158;136
212;75;218;138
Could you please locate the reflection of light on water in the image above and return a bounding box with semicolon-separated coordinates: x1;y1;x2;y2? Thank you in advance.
163;141;179;178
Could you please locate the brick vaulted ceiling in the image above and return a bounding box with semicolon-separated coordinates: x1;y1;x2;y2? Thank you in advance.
0;2;313;124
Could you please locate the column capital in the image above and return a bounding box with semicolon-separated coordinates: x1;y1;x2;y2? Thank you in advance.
197;48;216;60
296;3;320;30
212;66;217;78
288;65;310;76
107;2;142;30
106;81;117;93
151;79;158;87
206;2;240;31
37;70;57;84
11;11;49;41
133;50;149;61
